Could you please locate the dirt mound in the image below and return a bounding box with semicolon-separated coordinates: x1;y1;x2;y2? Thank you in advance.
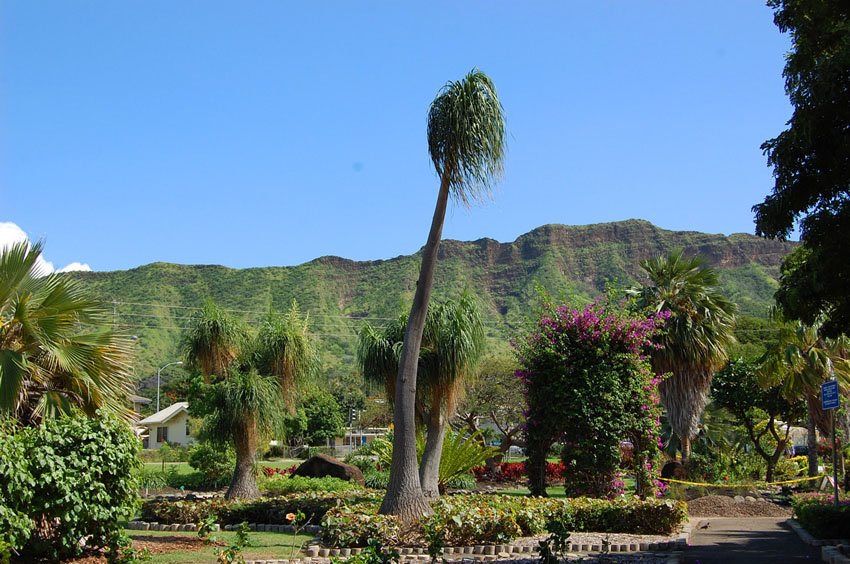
687;495;791;517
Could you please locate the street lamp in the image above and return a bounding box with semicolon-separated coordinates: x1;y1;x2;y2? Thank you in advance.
156;361;183;412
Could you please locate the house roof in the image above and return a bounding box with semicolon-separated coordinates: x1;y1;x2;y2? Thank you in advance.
139;402;189;426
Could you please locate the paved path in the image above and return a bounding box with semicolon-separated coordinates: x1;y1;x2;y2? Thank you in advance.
684;517;820;563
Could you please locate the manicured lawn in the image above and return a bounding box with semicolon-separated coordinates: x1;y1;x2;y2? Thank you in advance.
126;529;313;563
496;477;637;498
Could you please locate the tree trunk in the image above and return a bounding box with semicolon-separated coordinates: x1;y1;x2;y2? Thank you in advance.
379;175;452;519
226;416;260;500
420;407;447;498
680;435;692;463
806;396;819;478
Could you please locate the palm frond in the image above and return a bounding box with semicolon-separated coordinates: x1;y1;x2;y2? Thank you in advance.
427;68;506;207
182;301;247;379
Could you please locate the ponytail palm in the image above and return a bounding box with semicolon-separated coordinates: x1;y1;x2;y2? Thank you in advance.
253;301;318;413
182;301;247;381
0;241;134;424
384;69;504;520
633;250;737;460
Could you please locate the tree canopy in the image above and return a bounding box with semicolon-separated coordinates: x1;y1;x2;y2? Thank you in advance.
753;0;850;335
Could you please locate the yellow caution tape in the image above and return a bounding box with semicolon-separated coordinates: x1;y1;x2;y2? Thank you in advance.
659;475;825;488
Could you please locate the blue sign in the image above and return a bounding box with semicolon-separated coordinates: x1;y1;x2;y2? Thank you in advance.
821;380;840;410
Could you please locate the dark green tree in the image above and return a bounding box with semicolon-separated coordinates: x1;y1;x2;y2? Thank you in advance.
753;0;850;336
301;390;346;445
712;358;806;482
384;69;505;520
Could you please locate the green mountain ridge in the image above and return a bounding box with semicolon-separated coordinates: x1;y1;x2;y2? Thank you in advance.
69;219;795;392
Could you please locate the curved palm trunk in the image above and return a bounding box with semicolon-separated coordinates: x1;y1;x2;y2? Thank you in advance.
226;415;260;500
658;368;712;463
379;176;451;519
420;405;447;498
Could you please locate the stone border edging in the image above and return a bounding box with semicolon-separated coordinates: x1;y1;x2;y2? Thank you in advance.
127;520;689;563
786;519;850;547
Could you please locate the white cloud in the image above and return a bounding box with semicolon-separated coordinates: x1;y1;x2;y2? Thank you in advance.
0;222;91;274
57;262;92;273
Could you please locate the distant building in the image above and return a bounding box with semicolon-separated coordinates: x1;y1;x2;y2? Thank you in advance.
129;394;152;415
138;402;194;450
328;427;389;456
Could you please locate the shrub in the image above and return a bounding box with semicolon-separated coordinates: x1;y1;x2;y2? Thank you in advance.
0;421;33;555
261;465;298;478
261;474;359;495
9;414;142;560
791;493;850;539
322;502;402;547
472;461;564;484
189;441;236;485
364;469;390;489
547;497;687;536
140;498;230;524
444;472;476;490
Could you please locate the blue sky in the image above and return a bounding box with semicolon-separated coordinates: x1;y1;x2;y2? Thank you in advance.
1;2;792;272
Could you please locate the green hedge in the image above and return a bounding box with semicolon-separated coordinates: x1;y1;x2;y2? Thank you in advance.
321;494;687;548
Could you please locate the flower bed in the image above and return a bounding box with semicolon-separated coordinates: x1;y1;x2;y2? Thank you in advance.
472;461;566;483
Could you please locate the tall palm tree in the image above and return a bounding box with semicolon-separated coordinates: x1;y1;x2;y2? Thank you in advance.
359;295;484;498
633;250;737;461
196;370;284;499
759;316;850;477
182;301;248;381
253;300;318;414
384;69;505;520
0;241;135;424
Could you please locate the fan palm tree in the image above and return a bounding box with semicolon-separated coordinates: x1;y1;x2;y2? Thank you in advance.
633;250;737;461
253;300;319;413
195;370;284;499
384;68;505;520
0;241;135;424
758;316;850;477
181;301;247;381
359;294;484;498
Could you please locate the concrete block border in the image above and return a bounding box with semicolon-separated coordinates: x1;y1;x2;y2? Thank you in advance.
127;520;689;563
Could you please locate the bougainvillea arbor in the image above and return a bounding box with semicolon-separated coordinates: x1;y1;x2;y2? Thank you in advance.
516;300;668;498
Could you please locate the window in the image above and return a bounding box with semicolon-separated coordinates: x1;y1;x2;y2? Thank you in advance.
156;426;168;443
185;418;190;437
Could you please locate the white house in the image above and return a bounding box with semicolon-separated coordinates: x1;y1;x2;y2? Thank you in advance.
138;402;194;450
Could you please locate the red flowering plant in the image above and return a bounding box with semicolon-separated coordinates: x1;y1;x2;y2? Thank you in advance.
516;298;668;498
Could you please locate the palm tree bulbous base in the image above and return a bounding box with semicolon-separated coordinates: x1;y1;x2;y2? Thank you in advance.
378;490;433;523
226;466;261;500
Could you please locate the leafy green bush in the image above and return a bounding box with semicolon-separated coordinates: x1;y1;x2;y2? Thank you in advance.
547;497;687;536
261;474;359;495
322;502;401;547
321;494;684;548
344;454;378;474
791;494;850;539
189;441;236;485
363;469;390;489
140;497;230;524
444;472;476;490
4;415;142;560
0;421;33;555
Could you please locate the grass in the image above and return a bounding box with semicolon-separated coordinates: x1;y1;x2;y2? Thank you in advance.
126;529;313;563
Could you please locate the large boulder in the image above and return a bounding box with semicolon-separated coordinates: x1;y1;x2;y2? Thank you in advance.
292;454;365;486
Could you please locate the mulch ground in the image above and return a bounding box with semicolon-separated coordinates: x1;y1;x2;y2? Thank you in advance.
687;495;791;518
65;535;220;563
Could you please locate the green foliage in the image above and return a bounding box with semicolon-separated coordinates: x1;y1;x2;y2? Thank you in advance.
0;421;33;555
0;241;135;424
517;300;665;498
0;414;141;560
182;301;248;379
791;493;850;539
261;475;359;496
216;521;251;564
300;389;345;445
189;441;237;484
321;494;686;548
337;539;400;564
712;358;806;480
754;0;850;336
368;430;495;491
